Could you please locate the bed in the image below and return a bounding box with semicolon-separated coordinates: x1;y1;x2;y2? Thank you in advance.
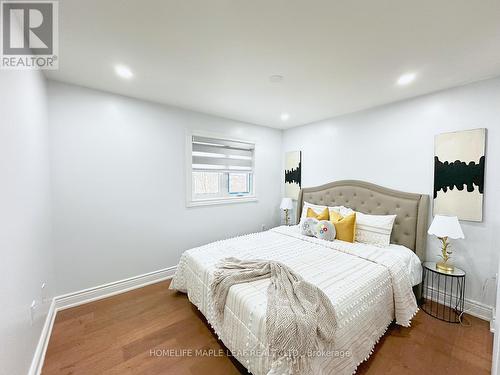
170;180;429;374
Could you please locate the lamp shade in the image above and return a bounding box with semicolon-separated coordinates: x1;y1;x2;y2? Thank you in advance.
428;215;465;239
280;198;293;210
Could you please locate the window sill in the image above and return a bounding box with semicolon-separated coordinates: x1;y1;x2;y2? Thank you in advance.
187;196;258;207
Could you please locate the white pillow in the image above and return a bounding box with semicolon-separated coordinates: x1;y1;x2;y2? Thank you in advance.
329;205;354;217
355;212;396;247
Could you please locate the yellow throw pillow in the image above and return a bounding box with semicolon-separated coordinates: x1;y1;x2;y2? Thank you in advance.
306;207;329;221
330;211;356;243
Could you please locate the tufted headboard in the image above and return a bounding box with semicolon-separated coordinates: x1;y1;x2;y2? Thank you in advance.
297;180;429;260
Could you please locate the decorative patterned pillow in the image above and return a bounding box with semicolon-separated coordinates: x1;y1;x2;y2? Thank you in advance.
355;212;396;247
301;217;318;237
301;218;336;241
314;220;336;241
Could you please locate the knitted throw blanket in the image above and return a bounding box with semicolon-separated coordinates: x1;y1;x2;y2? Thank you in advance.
210;257;337;374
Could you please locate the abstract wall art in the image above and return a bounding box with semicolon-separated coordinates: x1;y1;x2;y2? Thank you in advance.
433;128;486;222
284;151;301;200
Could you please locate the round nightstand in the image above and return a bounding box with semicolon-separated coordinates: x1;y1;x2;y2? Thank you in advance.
420;261;466;323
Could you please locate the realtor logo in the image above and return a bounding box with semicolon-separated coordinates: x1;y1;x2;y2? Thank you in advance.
1;0;58;69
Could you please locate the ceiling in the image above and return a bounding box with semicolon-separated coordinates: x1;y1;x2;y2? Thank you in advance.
46;0;500;129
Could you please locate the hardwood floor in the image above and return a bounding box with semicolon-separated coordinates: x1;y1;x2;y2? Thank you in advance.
43;280;493;375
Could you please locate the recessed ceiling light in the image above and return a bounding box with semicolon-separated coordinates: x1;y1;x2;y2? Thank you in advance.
270;75;284;83
115;65;133;79
280;113;290;121
397;72;416;86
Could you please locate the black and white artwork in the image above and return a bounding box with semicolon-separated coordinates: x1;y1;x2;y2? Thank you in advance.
284;151;301;199
433;128;486;222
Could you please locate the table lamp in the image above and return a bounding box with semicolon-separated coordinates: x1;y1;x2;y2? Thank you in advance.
428;215;464;272
280;198;293;225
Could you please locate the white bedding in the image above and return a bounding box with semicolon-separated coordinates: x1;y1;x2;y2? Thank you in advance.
170;225;420;375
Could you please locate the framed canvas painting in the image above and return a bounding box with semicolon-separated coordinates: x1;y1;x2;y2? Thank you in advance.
433;128;486;222
284;151;301;200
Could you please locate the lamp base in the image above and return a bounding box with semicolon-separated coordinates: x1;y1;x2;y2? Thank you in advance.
436;261;454;273
284;209;290;226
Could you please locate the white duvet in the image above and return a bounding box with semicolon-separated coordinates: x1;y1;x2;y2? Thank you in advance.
170;225;421;375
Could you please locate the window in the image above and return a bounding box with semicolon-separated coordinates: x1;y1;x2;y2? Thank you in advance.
187;134;256;206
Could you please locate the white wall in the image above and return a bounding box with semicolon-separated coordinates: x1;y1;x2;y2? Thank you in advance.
283;78;500;309
48;81;282;295
0;70;54;375
493;263;500;374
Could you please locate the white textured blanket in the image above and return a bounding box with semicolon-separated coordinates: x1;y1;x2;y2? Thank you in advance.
210;257;337;374
170;226;419;375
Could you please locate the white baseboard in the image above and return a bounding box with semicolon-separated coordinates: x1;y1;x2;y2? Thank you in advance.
423;286;493;322
54;265;177;311
466;298;493;322
28;300;57;375
29;265;177;375
491;308;496;333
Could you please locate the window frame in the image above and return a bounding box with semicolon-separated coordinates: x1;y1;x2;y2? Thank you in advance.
228;172;251;195
186;131;257;207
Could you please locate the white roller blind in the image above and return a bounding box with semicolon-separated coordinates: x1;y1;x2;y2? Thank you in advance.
192;135;254;172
